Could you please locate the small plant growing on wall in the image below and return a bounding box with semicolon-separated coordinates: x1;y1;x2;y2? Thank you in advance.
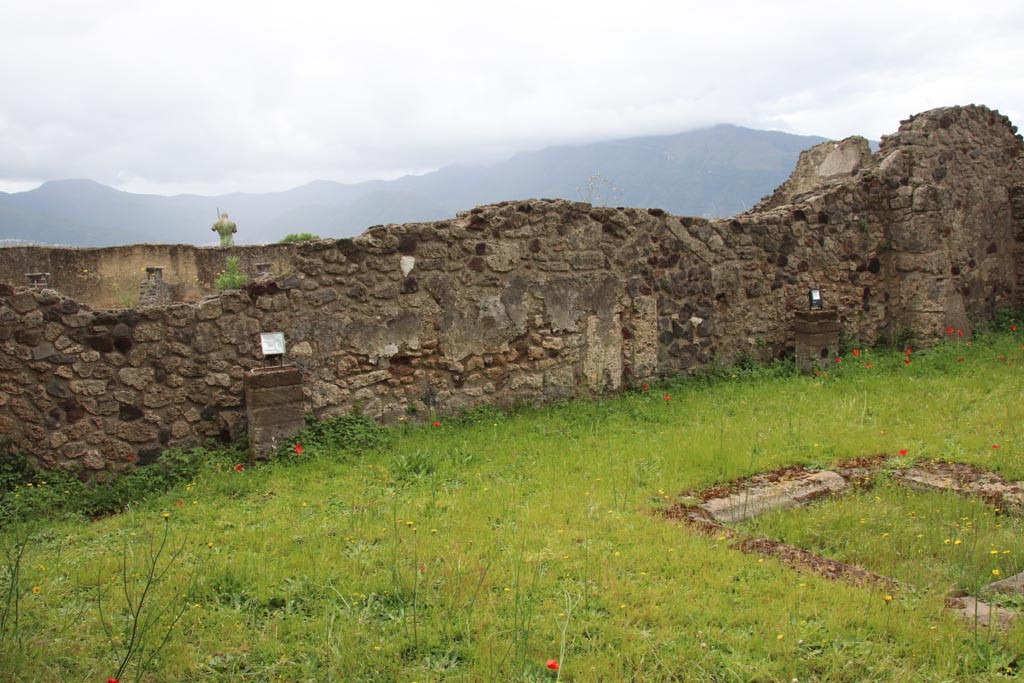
279;232;320;243
576;173;621;207
215;257;248;290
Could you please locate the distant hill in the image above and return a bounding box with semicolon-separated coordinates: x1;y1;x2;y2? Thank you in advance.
0;125;828;247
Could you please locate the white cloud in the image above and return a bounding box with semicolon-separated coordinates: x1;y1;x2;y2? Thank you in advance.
0;0;1021;195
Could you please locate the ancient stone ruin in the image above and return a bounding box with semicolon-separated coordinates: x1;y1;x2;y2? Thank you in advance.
1;104;1022;478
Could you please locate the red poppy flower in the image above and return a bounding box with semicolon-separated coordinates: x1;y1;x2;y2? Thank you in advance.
663;394;671;401
546;659;559;670
432;421;441;428
898;449;908;456
642;384;649;391
235;464;244;471
903;358;910;364
993;444;1000;449
835;357;842;363
852;349;860;357
865;363;873;368
946;326;954;334
177;500;183;506
108;679;120;683
294;443;303;455
905;348;912;355
957;329;963;337
1013;325;1018;332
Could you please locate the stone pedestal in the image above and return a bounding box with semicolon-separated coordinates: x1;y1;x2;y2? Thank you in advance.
794;309;839;373
244;366;305;461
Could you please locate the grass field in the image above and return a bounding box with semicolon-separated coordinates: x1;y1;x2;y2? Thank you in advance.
2;331;1024;682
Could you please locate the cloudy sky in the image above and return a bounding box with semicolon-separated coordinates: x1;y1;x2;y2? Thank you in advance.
1;0;1022;196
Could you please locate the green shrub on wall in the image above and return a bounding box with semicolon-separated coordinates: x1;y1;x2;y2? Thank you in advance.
279;232;320;243
214;257;248;290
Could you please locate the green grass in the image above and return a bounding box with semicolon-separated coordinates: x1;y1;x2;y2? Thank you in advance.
740;479;1024;593
3;333;1024;681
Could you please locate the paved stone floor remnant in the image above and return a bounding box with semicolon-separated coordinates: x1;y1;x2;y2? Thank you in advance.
698;469;848;523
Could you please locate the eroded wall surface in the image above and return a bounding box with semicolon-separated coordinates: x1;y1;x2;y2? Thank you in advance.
2;105;1022;478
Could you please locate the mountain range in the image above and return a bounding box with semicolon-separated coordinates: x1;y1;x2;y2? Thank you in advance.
0;124;828;247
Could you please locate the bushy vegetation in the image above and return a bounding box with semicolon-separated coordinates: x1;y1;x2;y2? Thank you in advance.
3;332;1023;681
0;443;236;525
279;232;320;243
214;256;248;290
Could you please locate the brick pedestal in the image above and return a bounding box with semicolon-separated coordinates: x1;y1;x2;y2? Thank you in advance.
244;366;305;461
794;309;839;373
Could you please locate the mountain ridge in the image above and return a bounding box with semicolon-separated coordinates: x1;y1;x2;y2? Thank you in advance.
0;124;829;247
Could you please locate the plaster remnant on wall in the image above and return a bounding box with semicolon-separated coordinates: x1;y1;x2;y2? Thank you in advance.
583;313;623;391
400;256;415;277
539;280;581;333
346;311;422;363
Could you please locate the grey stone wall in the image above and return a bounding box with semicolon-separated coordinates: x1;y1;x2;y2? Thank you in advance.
1;104;1022;479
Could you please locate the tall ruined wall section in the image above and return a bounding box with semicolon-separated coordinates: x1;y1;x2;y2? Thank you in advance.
1;105;1022;479
872;107;1024;329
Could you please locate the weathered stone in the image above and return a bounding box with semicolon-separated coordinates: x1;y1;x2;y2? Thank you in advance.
70;380;108;396
8;291;38;314
45;377;71;399
290;341;313;358
62;312;93;328
115;421;159;442
700;470;848;523
118;367;154;390
205;373;232;387
86;333;115;352
20;310;44;329
133;324;163;342
81;450;106;470
31;342;56;360
119;404;145;421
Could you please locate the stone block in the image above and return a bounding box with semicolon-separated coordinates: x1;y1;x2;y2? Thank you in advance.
118;367;154;390
794;310;840;373
246;366;303;389
196;297;223;320
248;384;305;407
244;366;305;461
700;470;848;523
8;291;38;314
115;421;159;443
31;342;56;360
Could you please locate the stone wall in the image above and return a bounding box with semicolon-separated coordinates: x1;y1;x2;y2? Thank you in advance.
0;242;302;309
1;104;1022;479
